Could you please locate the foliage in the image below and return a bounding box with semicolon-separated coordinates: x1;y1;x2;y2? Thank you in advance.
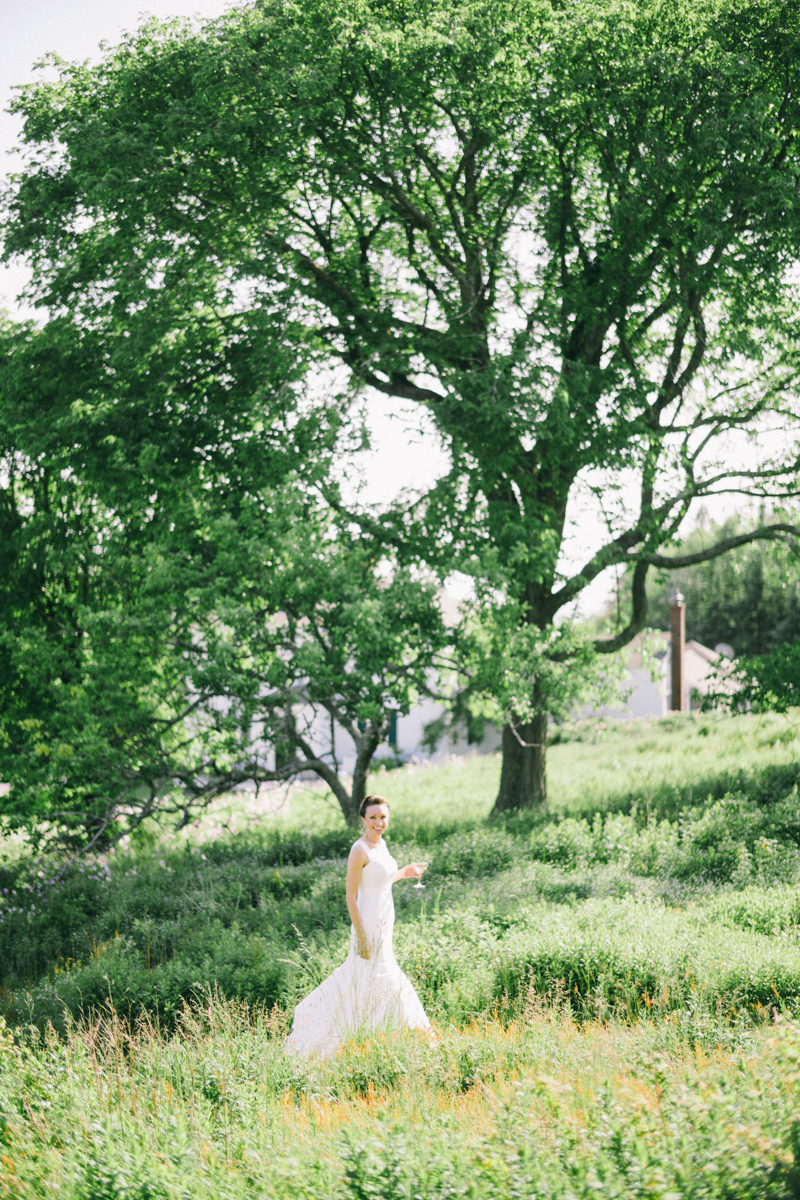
0;311;308;844
449;602;632;734
0;460;250;853
703;643;800;715
641;511;800;656
6;0;800;809
0;317;449;836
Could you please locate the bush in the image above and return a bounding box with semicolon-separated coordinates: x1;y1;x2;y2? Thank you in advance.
495;897;800;1023
424;828;516;879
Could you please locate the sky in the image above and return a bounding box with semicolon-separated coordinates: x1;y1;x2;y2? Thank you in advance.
1;0;753;620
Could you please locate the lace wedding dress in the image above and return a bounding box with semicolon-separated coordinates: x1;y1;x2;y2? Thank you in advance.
285;837;430;1057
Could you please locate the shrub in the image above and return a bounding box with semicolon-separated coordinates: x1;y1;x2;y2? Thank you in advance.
495;897;800;1023
424;828;516;879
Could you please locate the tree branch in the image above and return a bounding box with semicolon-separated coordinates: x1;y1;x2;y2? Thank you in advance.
644;523;800;569
593;560;649;654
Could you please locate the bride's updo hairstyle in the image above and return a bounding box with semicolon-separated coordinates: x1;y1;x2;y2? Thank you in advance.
359;795;391;819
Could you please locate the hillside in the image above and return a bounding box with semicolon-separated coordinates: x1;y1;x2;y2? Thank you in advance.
2;710;800;1198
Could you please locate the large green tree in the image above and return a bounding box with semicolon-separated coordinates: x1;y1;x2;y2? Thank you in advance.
5;0;800;812
0;318;447;843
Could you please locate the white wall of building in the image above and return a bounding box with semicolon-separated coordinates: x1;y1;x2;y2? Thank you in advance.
590;633;729;720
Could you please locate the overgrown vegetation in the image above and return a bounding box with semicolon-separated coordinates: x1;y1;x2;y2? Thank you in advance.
2;713;800;1195
640;511;800;656
6;0;800;820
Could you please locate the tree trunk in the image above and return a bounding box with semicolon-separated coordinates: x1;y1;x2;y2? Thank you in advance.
491;712;547;815
330;777;360;826
349;734;381;824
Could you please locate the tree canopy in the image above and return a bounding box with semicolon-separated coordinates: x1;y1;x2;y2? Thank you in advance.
4;0;800;813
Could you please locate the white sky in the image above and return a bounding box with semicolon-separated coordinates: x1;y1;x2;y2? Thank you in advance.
1;0;756;619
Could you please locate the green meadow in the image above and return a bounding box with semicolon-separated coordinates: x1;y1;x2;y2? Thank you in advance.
3;711;800;1198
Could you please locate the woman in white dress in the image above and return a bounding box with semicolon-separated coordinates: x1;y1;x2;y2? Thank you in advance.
285;795;431;1057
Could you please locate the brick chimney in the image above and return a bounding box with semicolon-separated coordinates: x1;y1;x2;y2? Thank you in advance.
669;588;685;711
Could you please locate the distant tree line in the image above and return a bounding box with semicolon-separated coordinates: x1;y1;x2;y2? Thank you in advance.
643;513;800;657
599;511;800;716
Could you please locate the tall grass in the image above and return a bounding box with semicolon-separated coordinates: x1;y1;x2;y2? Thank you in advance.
3;999;800;1198
546;710;800;820
3;712;800;1196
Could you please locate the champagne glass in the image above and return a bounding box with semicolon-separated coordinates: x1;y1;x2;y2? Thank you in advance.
413;861;428;890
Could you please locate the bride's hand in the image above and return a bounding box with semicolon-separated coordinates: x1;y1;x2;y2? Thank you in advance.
358;945;370;960
402;862;428;880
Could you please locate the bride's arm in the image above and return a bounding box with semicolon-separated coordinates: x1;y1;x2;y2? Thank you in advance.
346;844;370;959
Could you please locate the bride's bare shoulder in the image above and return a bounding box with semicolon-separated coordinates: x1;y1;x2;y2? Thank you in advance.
348;837;369;863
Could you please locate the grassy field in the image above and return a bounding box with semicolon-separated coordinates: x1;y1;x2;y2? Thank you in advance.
3;710;800;1197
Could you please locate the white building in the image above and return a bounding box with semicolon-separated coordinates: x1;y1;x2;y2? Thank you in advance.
596;632;731;719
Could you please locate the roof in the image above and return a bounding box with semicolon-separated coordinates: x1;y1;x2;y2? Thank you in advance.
685;639;721;665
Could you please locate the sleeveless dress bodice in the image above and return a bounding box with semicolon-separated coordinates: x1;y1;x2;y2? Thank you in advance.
285;837;430;1057
350;837;397;961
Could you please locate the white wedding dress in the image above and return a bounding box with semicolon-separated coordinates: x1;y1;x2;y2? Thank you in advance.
285;837;431;1057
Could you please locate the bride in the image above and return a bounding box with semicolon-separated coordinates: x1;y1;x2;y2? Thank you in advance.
285;794;431;1057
